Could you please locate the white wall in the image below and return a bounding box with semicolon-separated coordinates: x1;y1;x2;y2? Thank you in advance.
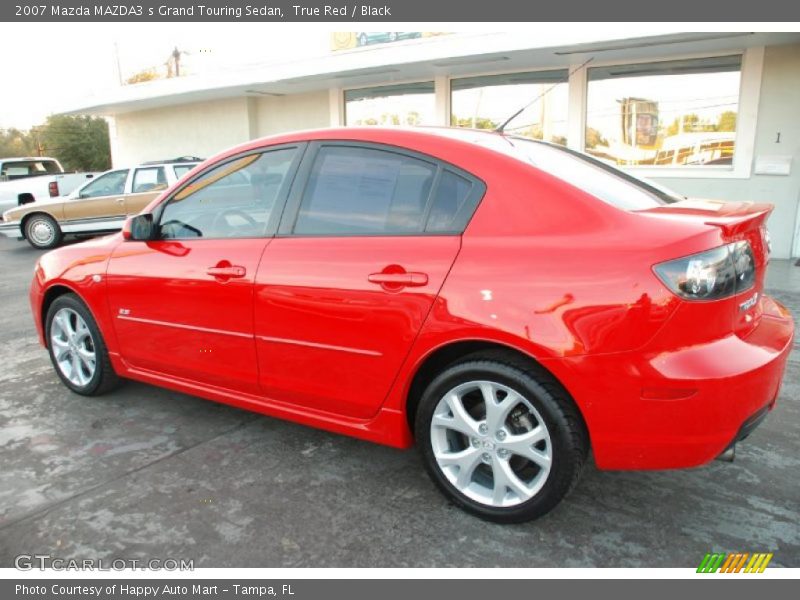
254;90;330;137
110;91;330;167
110;97;254;166
651;44;800;259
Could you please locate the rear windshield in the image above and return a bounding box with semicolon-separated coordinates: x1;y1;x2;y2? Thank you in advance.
0;160;62;181
505;137;683;210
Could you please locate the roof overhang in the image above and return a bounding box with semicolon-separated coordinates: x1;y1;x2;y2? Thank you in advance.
61;31;800;116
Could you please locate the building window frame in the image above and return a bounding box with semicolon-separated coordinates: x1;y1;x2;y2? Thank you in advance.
572;47;763;180
334;47;764;181
341;78;439;127
448;67;572;145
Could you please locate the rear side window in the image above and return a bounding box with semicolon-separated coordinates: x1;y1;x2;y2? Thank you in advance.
1;160;61;179
173;164;196;179
294;146;437;235
132;167;167;193
426;170;478;233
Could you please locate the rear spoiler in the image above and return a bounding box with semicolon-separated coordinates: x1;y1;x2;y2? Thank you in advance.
637;199;773;237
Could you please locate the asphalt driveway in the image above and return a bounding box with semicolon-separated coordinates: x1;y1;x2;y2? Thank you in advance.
0;235;798;568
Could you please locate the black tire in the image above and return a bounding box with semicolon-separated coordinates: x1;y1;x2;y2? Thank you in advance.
24;213;63;249
45;293;120;396
415;351;588;523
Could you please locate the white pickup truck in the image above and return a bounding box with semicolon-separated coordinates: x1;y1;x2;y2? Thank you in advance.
0;157;98;213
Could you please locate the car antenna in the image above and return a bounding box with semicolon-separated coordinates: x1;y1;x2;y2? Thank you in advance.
494;57;595;134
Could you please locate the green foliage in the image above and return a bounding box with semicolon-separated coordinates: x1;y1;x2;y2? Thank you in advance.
585;127;608;149
716;111;737;132
450;115;499;130
37;115;111;172
126;69;160;85
0;128;37;158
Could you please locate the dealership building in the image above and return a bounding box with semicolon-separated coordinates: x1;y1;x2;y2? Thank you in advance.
63;31;800;259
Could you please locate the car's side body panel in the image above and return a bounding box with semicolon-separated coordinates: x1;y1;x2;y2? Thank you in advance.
28;127;794;471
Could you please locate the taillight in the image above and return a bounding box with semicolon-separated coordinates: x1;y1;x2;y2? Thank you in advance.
48;181;59;197
654;241;756;301
762;227;772;260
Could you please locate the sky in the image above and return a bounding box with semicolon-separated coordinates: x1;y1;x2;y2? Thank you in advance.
0;23;332;129
0;23;773;131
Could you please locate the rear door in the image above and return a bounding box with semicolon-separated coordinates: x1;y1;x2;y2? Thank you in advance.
124;166;170;214
254;142;484;418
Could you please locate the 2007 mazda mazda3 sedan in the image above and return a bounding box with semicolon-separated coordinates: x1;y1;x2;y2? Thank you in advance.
30;127;794;522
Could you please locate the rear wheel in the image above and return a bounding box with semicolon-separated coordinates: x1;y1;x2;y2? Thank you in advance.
46;294;120;395
415;353;588;523
25;214;62;249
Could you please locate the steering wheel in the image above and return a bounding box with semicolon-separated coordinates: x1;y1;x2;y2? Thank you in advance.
211;209;259;236
160;219;202;238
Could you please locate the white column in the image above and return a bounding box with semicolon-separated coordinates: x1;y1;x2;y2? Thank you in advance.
329;88;344;126
567;62;588;152
434;75;450;127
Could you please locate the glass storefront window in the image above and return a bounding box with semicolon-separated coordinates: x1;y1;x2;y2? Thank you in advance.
585;56;742;167
450;70;569;145
345;82;436;126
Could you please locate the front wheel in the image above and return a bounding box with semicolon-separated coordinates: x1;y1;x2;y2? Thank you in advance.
415;353;588;523
24;214;63;249
46;293;120;395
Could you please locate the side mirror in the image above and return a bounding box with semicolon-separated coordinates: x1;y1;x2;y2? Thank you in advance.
122;214;155;241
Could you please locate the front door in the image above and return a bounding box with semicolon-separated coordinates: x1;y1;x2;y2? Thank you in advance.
106;146;304;394
63;169;130;222
255;143;483;418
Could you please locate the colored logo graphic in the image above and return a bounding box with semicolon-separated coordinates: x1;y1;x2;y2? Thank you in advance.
697;552;773;573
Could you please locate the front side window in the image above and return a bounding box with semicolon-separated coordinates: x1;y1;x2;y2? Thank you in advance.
451;70;569;146
585;55;742;167
294;146;437;235
345;82;436;127
158;148;296;240
132;167;167;194
78;170;129;199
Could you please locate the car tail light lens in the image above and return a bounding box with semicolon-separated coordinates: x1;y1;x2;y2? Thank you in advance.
654;241;755;301
48;181;59;197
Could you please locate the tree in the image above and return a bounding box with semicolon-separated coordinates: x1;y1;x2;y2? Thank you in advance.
36;115;111;171
585;127;608;149
450;115;499;130
0;128;37;158
716;111;737;132
126;68;160;85
666;113;700;136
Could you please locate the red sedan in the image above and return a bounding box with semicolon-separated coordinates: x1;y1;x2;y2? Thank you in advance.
29;127;794;522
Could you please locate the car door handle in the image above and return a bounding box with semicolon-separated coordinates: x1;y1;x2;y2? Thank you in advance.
207;265;246;278
368;272;428;287
114;198;125;204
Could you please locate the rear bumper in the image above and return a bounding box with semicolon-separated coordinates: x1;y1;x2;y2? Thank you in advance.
549;294;794;470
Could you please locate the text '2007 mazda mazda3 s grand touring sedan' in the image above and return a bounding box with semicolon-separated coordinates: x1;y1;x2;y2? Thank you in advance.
29;127;793;522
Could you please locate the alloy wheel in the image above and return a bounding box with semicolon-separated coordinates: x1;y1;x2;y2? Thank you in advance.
430;380;553;508
50;307;97;387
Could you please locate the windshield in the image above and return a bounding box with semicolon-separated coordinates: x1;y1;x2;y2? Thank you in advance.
505;137;684;210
